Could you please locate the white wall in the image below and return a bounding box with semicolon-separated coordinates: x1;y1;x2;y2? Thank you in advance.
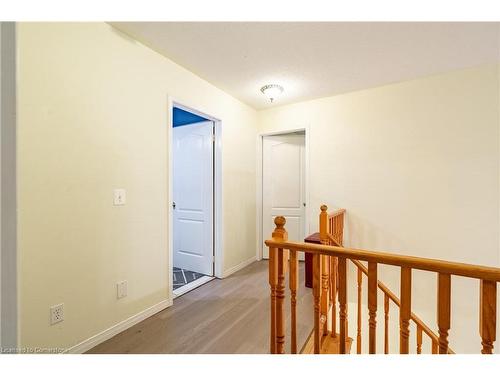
17;22;257;351
259;65;500;353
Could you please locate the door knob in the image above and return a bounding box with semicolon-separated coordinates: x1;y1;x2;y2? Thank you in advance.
172;202;176;209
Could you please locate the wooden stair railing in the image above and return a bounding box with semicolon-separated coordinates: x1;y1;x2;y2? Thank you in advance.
266;205;500;354
324;208;454;354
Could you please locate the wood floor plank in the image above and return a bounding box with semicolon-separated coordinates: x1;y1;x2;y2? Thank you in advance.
301;331;353;354
87;260;313;354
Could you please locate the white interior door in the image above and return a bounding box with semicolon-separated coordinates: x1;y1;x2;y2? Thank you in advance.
262;133;306;259
173;121;213;275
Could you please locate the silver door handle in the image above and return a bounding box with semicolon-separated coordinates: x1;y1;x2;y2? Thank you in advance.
172;202;176;209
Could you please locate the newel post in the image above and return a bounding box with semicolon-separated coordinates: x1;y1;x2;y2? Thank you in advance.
269;216;288;354
319;204;328;243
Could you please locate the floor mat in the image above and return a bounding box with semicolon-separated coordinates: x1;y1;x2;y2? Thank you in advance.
173;267;207;290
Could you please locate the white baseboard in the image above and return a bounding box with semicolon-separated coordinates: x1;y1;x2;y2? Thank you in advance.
65;299;172;354
173;276;214;299
222;256;256;278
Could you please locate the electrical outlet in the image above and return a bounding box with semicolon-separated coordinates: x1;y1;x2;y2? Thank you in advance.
117;280;128;299
50;303;64;325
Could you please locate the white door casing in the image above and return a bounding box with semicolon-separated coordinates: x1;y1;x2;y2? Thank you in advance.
173;121;213;275
0;22;17;349
262;133;306;259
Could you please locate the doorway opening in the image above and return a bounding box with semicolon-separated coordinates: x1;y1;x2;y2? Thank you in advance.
259;130;308;260
170;104;221;299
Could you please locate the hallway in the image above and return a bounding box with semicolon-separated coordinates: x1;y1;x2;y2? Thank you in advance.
87;260;313;353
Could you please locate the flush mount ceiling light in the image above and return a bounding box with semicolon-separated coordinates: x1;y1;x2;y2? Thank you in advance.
260;84;284;103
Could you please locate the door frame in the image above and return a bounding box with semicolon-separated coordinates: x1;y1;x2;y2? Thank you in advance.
256;126;310;260
1;22;18;350
167;97;223;303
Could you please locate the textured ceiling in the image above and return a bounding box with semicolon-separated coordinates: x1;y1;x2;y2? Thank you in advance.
112;22;500;109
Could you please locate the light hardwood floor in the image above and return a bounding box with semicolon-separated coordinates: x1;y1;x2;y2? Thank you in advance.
87;260;313;354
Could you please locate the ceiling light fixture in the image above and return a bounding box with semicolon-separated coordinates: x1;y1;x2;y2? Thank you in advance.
260;84;284;103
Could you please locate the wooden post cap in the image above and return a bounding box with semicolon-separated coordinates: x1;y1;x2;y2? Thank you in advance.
272;216;288;241
320;204;328;212
274;216;286;228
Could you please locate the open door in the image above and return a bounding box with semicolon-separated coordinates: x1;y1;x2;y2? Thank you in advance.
173;120;214;276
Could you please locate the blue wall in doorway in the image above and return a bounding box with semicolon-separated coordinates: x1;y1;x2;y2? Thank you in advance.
173;107;209;127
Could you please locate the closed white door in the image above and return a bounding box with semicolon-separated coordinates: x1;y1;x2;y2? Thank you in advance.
262;133;306;258
173;121;213;275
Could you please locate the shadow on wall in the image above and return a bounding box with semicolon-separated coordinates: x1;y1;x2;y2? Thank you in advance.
345;212;409;253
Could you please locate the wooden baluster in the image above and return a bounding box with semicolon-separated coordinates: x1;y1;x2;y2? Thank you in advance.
356;267;362;354
384;293;389;354
432;339;438;354
437;273;451;354
289;249;298;354
339;212;344;245
276;247;286;353
368;262;378;354
330;256;337;338
338;257;348;354
336;214;339;243
319;205;329;336
269;245;278;354
321;255;329;336
313;253;321;354
270;216;287;354
335;216;338;240
479;280;497;354
329;256;333;304
416;326;423;354
400;267;412;354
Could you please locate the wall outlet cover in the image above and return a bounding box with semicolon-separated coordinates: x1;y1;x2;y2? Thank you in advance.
50;303;64;325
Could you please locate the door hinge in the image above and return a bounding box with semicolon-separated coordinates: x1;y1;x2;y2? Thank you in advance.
212;134;216;142
212;256;216;263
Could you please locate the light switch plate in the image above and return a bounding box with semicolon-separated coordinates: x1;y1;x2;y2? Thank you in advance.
117;280;128;299
114;189;126;205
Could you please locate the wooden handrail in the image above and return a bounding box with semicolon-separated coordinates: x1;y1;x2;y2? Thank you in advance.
265;238;500;282
328;208;346;218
